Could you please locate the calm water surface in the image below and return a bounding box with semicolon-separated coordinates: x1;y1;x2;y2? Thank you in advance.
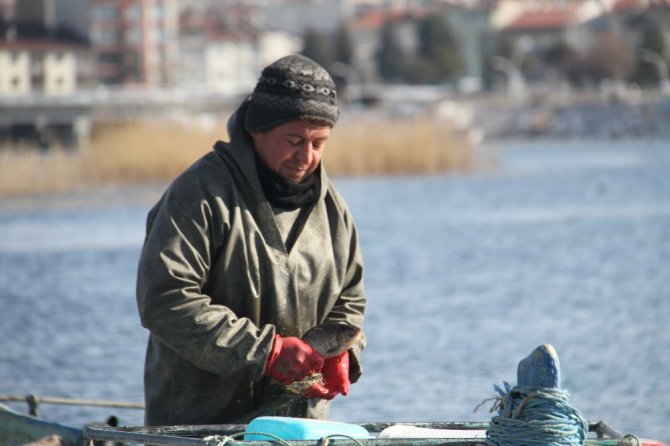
1;140;669;443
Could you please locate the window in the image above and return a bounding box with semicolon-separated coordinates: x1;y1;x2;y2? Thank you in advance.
127;27;143;44
94;29;119;45
154;4;165;20
127;4;141;21
97;53;122;64
92;5;120;21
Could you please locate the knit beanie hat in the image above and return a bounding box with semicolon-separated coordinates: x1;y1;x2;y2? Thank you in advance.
244;54;339;132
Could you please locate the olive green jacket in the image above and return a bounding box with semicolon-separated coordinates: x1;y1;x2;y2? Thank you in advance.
136;102;366;426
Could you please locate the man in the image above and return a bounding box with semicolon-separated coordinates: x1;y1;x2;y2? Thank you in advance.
136;55;366;426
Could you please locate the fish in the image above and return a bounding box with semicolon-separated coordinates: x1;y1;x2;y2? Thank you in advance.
302;322;362;358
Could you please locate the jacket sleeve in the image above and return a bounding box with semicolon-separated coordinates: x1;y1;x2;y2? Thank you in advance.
343;218;367;383
136;175;274;380
325;198;367;383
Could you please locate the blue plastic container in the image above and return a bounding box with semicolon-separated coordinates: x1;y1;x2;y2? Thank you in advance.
244;416;370;441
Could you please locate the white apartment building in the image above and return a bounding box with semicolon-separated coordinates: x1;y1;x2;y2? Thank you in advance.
0;0;91;95
0;45;88;96
178;5;301;96
202;32;300;95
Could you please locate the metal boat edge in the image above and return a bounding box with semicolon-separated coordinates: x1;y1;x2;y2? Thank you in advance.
1;401;664;446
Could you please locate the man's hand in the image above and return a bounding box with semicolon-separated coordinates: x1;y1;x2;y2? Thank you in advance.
303;351;350;400
264;334;325;384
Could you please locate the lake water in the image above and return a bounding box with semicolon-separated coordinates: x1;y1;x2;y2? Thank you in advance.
1;139;669;443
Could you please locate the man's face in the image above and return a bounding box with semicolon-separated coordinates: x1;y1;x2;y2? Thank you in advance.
250;120;331;184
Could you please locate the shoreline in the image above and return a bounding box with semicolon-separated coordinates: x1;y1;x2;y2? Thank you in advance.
470;94;670;141
3;134;669;214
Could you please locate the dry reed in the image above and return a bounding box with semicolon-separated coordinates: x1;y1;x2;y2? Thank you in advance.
0;116;472;197
328;115;472;176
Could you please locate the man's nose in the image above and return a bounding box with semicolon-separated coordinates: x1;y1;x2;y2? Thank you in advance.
296;144;313;164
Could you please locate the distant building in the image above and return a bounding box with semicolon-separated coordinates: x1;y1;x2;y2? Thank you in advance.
493;0;668;57
494;0;602;54
0;0;92;95
177;4;300;96
13;0;90;41
0;39;90;95
89;0;179;87
259;0;347;35
0;0;92;151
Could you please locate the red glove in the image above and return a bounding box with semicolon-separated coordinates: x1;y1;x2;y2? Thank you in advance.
304;351;350;400
264;334;324;384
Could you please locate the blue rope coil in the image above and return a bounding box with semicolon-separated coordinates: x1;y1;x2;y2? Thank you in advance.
485;382;589;446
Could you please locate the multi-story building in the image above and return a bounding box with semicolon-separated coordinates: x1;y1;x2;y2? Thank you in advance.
90;0;179;87
177;4;300;96
0;0;92;95
0;0;93;151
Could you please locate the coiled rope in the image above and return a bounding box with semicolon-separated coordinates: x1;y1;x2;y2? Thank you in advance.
483;382;588;446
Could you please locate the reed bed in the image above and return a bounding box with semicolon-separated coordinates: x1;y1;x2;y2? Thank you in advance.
328;115;473;176
0;115;473;197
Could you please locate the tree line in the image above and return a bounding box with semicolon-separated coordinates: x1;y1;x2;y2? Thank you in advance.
300;10;668;90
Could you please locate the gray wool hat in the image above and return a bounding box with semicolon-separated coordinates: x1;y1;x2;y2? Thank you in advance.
244;54;339;132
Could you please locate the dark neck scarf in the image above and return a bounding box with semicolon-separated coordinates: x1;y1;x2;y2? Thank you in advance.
255;155;320;210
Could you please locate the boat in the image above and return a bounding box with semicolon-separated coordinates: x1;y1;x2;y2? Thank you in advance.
3;345;666;446
1;398;667;446
1;401;83;446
